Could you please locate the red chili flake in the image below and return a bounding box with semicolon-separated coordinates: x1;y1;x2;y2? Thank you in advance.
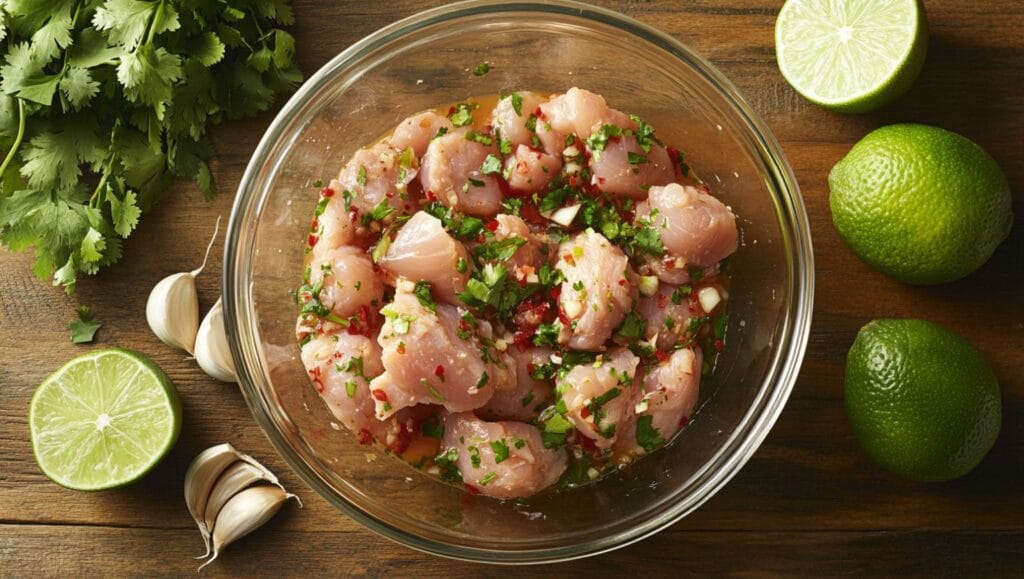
617;278;627;287
513;330;532;351
486;219;499;232
476;233;486;243
425;190;437;202
656;293;668;309
562;253;576;266
526;362;536;375
678;415;690;428
447;106;456;115
580;407;591;419
321;186;335;197
346;324;361;335
568;175;579;187
549;286;561;301
385;190;395;198
464;484;480;495
458;319;472;332
662;256;677;270
576;432;600;454
308;233;319;247
558;309;571;325
597;176;606;185
533;106;544;119
714;339;725;352
654;350;670;363
371;389;389;402
434;364;445;378
396;342;406;354
358;429;374;445
310;217;319;231
309;366;325;393
666;146;680;164
358;304;370;323
388;424;413;454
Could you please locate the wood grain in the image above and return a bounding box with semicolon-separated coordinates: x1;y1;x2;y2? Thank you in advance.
1;0;1022;576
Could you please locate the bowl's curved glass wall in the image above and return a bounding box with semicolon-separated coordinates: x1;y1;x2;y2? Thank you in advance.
225;0;812;563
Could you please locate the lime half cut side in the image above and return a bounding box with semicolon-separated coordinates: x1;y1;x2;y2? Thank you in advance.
29;348;182;491
775;0;928;113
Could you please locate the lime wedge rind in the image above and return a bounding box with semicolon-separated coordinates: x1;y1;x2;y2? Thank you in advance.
30;348;182;491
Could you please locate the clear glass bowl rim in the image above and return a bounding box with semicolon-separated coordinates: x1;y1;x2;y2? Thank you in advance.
224;0;814;565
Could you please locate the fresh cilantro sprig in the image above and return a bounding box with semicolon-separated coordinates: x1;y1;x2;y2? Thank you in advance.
0;0;303;293
70;304;101;343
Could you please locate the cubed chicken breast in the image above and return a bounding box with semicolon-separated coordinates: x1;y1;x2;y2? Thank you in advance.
589;136;674;198
379;211;471;305
336;142;419;215
478;346;555;421
639;183;738;269
555;229;638;351
389;111;454;158
420;128;503;217
557;347;640;449
439;412;567;499
306;246;385;320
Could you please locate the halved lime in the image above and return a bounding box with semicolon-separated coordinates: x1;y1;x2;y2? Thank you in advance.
775;0;928;113
29;348;182;491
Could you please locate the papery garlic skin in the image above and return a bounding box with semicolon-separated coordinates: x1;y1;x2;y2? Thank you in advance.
185;444;240;557
146;272;200;354
203;461;281;531
198;486;297;571
195;298;237;383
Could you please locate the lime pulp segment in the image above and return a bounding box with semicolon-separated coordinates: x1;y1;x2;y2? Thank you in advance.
30;348;181;491
776;0;924;109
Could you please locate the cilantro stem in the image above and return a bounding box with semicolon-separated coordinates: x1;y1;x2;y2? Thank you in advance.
145;0;166;45
0;99;25;186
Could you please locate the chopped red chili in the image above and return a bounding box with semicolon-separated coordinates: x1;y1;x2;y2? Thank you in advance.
371;389;389;402
321;186;335;197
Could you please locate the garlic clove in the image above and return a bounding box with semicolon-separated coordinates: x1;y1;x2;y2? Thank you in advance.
195;298;238;383
185;444;241;557
198;486;297;571
186;443;299;559
146;272;200;354
146;217;221;355
203;460;283;532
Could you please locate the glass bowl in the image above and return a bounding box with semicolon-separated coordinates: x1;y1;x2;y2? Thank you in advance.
224;0;813;564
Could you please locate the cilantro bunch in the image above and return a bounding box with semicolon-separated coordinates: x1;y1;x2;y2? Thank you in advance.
0;0;302;292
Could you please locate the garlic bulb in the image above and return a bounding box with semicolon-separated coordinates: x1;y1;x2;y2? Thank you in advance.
198;486;297;571
195;298;237;382
146;217;220;354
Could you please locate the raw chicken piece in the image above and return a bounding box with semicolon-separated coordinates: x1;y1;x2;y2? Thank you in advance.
639;183;738;268
439;412;567;498
504;145;561;194
307;246;385;319
478;347;554;421
490;91;548;148
555;230;638;351
491;213;545;278
389;111;454;158
300;332;390;441
336;142;418;216
314;179;357;251
640;347;701;441
617;347;702;458
538;87;634;140
372;288;512;418
420;128;503;217
636;283;693;350
590;136;674;198
378;211;471;305
558;348;640;449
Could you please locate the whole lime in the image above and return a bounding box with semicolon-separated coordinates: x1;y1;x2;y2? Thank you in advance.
845;319;1001;482
829;124;1013;284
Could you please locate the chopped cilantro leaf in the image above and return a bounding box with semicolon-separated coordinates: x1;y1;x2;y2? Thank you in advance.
615;311;645;340
466;130;493;146
449;102;477;127
70;306;101;344
585;124;623;152
627;151;648;165
489;440;510;463
361;199;396;226
714;313;728;340
413;281;437;312
480;154;503;175
473;62;490;76
671;284;692;304
501;197;523;216
421;414;444;438
478;471;498;485
476;372;490;390
533;321;562;347
632;224;665;257
345;380;357;398
433;448;462;483
474;237;526;261
498;138;513;155
636;415;665;452
506;93;523;116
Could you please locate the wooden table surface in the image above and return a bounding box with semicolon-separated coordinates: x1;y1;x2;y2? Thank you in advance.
2;0;1022;576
